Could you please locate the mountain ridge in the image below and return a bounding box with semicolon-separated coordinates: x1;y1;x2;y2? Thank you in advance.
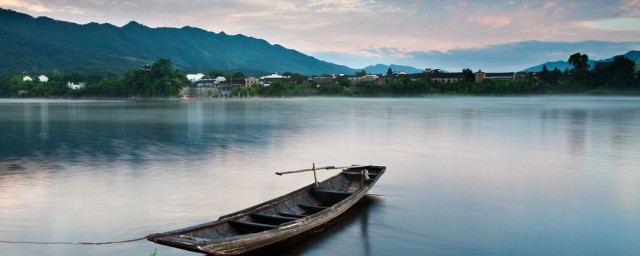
523;50;640;72
0;8;355;75
362;64;423;74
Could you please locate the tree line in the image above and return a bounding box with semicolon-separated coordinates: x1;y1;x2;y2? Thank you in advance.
0;59;189;98
1;53;638;98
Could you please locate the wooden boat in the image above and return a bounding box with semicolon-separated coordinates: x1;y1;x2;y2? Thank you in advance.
147;165;385;255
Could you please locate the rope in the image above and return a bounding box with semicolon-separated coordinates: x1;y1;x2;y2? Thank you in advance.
0;235;148;245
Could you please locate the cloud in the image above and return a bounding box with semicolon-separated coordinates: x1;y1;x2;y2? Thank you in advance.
2;0;639;70
585;17;640;31
312;41;640;72
471;15;512;27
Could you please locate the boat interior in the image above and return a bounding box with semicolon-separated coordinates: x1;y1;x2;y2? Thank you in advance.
175;167;383;240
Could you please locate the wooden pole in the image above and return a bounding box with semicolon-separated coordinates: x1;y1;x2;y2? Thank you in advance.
275;165;336;175
275;165;372;176
313;163;319;187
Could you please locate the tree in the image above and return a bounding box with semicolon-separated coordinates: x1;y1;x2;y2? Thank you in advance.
209;70;223;78
265;80;286;96
550;67;562;85
568;53;590;85
594;55;637;89
539;65;550;85
462;68;474;82
355;70;366;76
232;72;245;79
386;67;393;76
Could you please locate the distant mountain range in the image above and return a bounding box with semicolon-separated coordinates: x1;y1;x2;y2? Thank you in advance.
0;8;355;75
2;8;636;77
523;50;640;72
361;64;423;74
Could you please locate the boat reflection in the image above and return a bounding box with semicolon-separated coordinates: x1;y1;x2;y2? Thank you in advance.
275;195;379;256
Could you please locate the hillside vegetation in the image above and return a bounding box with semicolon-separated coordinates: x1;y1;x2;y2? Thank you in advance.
0;8;354;75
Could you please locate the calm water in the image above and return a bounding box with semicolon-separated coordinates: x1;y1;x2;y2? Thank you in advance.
0;96;639;256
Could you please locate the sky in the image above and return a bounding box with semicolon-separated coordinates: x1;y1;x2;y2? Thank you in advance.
2;0;640;71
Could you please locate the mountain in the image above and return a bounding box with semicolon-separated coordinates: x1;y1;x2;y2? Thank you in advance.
523;50;640;72
362;64;423;74
0;8;355;75
602;50;640;62
523;61;592;72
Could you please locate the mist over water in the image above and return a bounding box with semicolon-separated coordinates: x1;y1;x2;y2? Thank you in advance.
1;96;639;256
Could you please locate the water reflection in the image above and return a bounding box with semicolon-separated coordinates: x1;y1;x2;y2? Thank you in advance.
0;100;299;169
1;97;639;256
279;196;377;256
568;110;587;157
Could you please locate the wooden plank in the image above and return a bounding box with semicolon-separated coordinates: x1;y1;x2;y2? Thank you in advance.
298;204;328;213
230;221;278;231
279;212;307;219
251;213;299;224
311;189;354;204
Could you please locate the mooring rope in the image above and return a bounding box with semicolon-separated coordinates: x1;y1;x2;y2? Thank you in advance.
0;235;148;245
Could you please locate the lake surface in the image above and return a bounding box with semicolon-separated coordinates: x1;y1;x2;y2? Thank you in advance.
0;96;639;256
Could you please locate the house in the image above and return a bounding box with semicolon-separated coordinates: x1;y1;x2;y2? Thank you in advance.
195;75;215;87
67;82;86;90
230;78;245;87
214;76;227;85
347;74;380;85
245;77;259;87
38;75;49;83
186;73;206;83
429;73;463;84
23;76;33;82
475;70;525;83
475;70;486;83
260;73;291;86
310;76;335;85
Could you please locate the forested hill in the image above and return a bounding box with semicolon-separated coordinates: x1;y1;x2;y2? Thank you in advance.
523;50;640;72
0;8;355;75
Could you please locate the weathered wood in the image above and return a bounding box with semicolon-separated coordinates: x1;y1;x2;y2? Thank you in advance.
298;203;329;213
278;212;307;219
230;221;278;232
311;189;355;204
148;165;386;255
251;213;299;224
275;165;372;175
275;165;336;175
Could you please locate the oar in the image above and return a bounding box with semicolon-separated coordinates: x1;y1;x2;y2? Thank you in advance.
276;164;372;187
275;165;372;175
275;165;337;176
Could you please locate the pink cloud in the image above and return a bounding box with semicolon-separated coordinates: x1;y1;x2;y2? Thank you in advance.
471;16;512;27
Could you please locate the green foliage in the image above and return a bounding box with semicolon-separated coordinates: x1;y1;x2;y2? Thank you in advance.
0;59;188;98
592;55;637;89
568;53;590;85
149;248;157;256
264;80;287;97
462;68;474;82
0;8;355;75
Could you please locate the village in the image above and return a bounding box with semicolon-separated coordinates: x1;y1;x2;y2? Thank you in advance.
9;53;638;98
180;69;532;98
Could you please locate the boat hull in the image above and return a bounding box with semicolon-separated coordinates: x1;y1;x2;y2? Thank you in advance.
148;165;385;255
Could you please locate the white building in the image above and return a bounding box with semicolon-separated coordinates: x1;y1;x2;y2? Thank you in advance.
23;76;33;82
38;75;49;83
186;73;205;82
67;82;86;90
214;76;227;84
259;73;291;86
